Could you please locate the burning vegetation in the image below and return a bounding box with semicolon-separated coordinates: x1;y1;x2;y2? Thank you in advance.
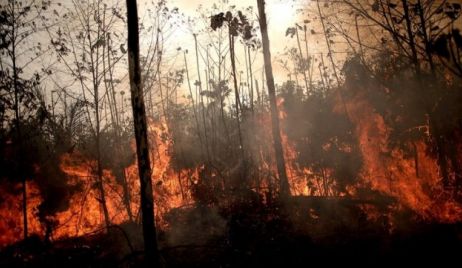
1;0;462;266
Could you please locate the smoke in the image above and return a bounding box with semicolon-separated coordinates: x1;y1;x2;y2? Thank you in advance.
164;205;227;246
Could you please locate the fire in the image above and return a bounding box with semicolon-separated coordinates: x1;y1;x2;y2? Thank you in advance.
0;181;43;246
0;118;196;248
55;118;197;239
261;94;462;223
251;97;346;197
135;118;196;226
278;97;339;197
344;93;462;222
55;151;129;238
1;94;461;248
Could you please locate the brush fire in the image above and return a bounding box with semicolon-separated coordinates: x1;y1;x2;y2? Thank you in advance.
1;0;461;266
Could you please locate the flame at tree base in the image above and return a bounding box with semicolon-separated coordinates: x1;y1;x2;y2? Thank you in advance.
1;98;462;248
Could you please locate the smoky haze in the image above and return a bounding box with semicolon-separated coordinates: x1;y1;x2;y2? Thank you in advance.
0;0;462;266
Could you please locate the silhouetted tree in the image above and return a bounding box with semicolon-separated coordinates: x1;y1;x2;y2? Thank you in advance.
257;0;290;198
126;0;160;266
0;0;52;239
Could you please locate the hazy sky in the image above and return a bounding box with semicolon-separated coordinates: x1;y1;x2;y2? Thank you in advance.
158;0;340;85
158;0;303;84
170;0;299;53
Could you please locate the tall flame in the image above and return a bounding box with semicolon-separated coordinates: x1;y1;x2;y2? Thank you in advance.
344;93;462;222
1;94;462;248
0;181;43;246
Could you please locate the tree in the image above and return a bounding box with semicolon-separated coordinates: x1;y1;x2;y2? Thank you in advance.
45;0;130;228
126;0;160;266
256;0;290;198
210;10;250;159
338;0;462;193
0;0;51;239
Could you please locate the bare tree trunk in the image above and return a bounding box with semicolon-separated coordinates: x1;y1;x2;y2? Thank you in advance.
320;53;330;90
86;1;110;229
354;15;365;63
295;27;310;93
303;25;313;93
184;51;205;157
229;33;245;157
95;107;111;229
216;31;231;143
194;34;211;161
318;55;328;92
247;46;255;113
316;0;339;85
402;0;420;74
126;0;160;266
317;1;351;119
10;9;28;240
158;71;167;117
14;64;28;240
416;0;435;73
255;79;261;108
257;0;290;198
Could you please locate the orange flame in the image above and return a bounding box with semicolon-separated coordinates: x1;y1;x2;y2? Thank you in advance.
0;181;43;246
1;93;462;248
343;93;462;222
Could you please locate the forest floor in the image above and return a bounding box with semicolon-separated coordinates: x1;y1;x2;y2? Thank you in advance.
1;198;461;267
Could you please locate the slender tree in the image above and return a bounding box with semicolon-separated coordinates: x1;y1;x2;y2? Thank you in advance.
0;0;52;239
42;0;127;228
256;0;290;198
126;0;160;266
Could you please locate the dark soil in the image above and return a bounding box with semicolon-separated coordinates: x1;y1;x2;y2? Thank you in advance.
1;199;461;267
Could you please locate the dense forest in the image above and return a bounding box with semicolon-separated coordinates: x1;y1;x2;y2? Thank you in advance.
1;0;462;266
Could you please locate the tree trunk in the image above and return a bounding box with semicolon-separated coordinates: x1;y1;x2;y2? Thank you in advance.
257;0;290;198
247;46;255;113
184;51;205;157
416;0;435;72
303;26;313;93
229;33;245;158
94;89;111;229
194;34;211;161
95;125;111;229
402;0;420;74
11;16;27;239
126;0;160;266
295;27;310;93
255;79;261;107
